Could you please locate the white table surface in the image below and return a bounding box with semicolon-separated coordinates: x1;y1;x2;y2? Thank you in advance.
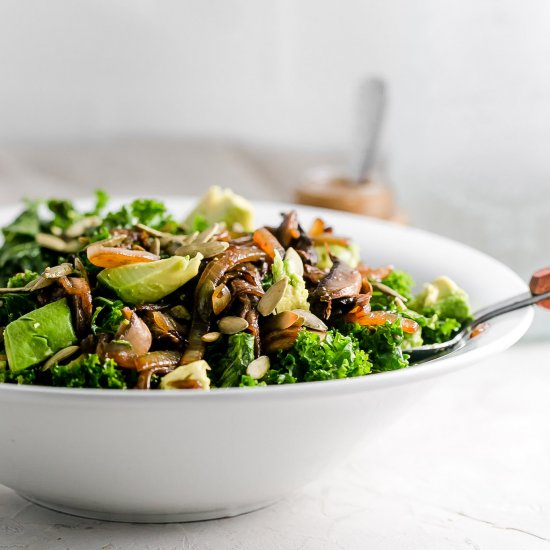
0;141;548;549
0;344;549;550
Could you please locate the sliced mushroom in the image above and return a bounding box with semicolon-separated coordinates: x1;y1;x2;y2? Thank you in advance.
212;283;231;316
262;326;301;354
87;243;160;268
263;310;303;332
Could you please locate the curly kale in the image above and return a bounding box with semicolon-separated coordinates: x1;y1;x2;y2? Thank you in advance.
370;270;414;311
91;297;125;335
338;321;409;373
268;329;372;383
51;354;126;389
100;198;177;234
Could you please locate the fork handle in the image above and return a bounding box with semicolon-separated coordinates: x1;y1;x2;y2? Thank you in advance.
530;267;550;309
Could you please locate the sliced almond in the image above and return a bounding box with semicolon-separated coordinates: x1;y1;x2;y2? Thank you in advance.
43;263;74;279
284;247;304;277
263;310;301;332
257;276;289;316
292;309;328;331
212;283;231;316
218;316;249;335
202;331;222;343
175;240;229;259
42;346;81;372
246;355;270;379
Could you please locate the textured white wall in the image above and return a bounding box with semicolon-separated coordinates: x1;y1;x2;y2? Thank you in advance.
1;1;550;225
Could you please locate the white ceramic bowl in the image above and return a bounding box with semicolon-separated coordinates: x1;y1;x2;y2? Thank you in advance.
0;198;533;523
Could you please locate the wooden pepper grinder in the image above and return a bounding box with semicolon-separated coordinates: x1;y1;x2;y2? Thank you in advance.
296;77;406;223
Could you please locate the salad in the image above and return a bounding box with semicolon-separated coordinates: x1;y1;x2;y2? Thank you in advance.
0;187;472;390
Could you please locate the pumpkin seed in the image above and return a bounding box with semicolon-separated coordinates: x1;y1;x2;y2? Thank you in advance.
41;346;81;372
201;331;221;343
36;233;80;253
284;247;304;277
135;223;168;238
257;276;289;316
218;316;249;334
84;234;126;250
175;240;229;259
371;281;408;302
65;216;102;238
43;263;74;279
25;276;54;292
246;355;270;379
151;237;161;257
292;309;328;331
196;223;223;244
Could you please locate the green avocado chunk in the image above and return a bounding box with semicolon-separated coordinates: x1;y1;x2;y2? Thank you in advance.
97;254;203;304
4;298;77;373
184;186;255;232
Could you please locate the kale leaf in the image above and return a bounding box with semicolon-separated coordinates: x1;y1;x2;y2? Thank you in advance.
268;329;372;383
51;353;126;389
338;321;409;373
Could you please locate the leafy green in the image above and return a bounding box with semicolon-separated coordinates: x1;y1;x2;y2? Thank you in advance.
47;190;108;233
339;321;409;373
0;293;37;326
47;199;81;232
188;213;210;233
239;374;267;387
51;353;126;389
215;332;255;388
269;329;372;383
101;198;177;233
370;270;414;311
408;276;472;344
7;270;39;288
0;201;50;284
91;297;125;335
0;363;37;385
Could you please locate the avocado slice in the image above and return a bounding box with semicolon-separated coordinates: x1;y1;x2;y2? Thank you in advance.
184;186;255;231
4;298;77;373
97;254;203;304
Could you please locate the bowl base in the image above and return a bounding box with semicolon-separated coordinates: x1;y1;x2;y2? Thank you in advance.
17;492;280;523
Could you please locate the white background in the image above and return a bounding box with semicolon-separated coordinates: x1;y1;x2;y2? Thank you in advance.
0;0;549;297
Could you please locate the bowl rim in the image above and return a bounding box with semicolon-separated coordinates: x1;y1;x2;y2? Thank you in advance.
0;196;533;401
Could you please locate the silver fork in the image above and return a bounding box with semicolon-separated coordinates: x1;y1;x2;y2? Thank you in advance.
407;267;550;364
